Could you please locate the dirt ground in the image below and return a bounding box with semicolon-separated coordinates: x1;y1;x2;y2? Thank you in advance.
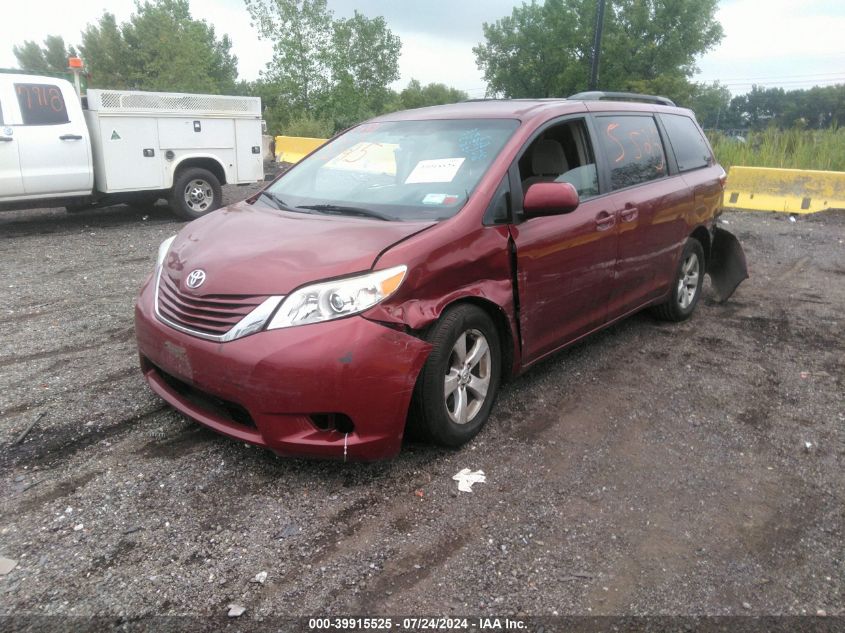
0;188;842;624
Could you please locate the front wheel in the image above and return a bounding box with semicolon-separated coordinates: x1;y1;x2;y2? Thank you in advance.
411;305;502;447
168;168;222;220
651;238;705;322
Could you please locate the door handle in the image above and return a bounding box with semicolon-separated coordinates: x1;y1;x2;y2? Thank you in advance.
59;134;83;140
0;136;12;142
595;211;615;231
621;205;639;222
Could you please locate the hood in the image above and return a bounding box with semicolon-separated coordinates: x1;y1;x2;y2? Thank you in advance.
163;200;435;296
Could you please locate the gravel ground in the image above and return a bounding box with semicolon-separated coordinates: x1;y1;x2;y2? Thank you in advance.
0;188;842;623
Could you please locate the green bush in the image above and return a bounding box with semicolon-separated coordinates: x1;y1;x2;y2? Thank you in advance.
280;114;334;139
708;127;845;172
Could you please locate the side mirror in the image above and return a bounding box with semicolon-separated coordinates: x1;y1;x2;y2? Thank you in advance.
523;182;580;218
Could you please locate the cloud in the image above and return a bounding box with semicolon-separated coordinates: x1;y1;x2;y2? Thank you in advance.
709;0;845;61
3;0;843;95
202;0;273;80
329;0;519;40
0;0;134;67
694;0;845;91
392;32;486;94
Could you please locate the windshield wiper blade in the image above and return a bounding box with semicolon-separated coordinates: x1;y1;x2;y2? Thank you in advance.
296;204;394;221
257;191;291;211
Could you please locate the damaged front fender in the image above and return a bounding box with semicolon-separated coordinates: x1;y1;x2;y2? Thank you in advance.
708;226;748;303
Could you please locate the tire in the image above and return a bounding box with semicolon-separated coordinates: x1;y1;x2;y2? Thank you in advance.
651;238;705;322
411;304;502;447
168;168;222;220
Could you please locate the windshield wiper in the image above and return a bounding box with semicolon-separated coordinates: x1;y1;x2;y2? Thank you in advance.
257;191;291;211
296;204;394;221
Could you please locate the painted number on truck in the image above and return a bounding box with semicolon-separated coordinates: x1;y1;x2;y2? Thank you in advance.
14;83;69;126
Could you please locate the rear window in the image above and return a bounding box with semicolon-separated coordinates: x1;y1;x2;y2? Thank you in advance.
596;115;667;191
15;83;70;125
661;114;712;172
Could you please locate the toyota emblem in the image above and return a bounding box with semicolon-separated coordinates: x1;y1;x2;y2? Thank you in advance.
186;269;206;289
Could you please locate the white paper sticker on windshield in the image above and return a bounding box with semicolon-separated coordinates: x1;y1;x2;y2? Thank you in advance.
422;193;447;205
422;193;461;205
405;158;465;184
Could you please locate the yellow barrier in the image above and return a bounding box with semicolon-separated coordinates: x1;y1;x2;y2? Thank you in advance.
274;135;328;164
723;166;845;214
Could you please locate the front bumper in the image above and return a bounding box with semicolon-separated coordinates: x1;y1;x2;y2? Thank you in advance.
134;276;432;460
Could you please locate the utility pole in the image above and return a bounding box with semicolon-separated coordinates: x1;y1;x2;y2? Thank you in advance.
589;0;607;91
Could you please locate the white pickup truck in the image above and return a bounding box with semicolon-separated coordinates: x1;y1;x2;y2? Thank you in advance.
0;73;264;219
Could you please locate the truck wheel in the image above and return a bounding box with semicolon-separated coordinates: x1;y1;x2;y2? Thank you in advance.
168;168;222;220
410;304;501;447
651;238;705;322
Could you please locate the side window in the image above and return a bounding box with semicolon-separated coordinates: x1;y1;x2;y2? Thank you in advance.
596;115;667;191
518;118;599;200
15;83;69;125
661;113;712;172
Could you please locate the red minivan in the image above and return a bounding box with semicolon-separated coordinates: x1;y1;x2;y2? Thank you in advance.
134;92;747;460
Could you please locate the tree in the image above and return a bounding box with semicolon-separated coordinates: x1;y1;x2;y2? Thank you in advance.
722;84;845;131
246;0;401;131
324;11;401;122
79;14;131;87
77;0;238;93
396;80;469;110
13;36;77;74
474;0;592;98
474;0;723;99
245;0;334;113
684;82;731;129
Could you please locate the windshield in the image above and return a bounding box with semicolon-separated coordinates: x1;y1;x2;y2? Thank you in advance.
265;118;519;221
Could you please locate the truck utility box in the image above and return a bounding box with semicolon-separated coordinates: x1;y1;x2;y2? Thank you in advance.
84;89;263;194
0;72;264;219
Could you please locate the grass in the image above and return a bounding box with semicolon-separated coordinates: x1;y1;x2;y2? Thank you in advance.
707;127;845;172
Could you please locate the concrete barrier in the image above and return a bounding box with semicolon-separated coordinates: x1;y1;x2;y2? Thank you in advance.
723;166;845;214
274;135;327;164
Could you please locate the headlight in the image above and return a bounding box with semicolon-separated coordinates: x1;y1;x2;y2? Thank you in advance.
156;235;177;269
267;265;407;329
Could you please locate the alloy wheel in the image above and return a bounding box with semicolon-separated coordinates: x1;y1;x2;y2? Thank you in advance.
444;328;492;425
677;252;700;309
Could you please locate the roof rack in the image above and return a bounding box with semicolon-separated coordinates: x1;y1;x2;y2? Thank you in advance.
569;91;676;107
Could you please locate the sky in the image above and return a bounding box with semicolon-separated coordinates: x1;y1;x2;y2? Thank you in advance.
1;0;844;97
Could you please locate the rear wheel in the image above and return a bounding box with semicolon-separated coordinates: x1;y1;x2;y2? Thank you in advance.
651;238;705;322
168;167;222;220
411;305;501;447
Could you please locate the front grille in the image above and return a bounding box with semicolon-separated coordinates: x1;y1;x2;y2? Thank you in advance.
156;272;268;337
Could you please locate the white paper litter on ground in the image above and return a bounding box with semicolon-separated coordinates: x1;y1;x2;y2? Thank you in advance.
453;468;486;492
0;557;17;576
